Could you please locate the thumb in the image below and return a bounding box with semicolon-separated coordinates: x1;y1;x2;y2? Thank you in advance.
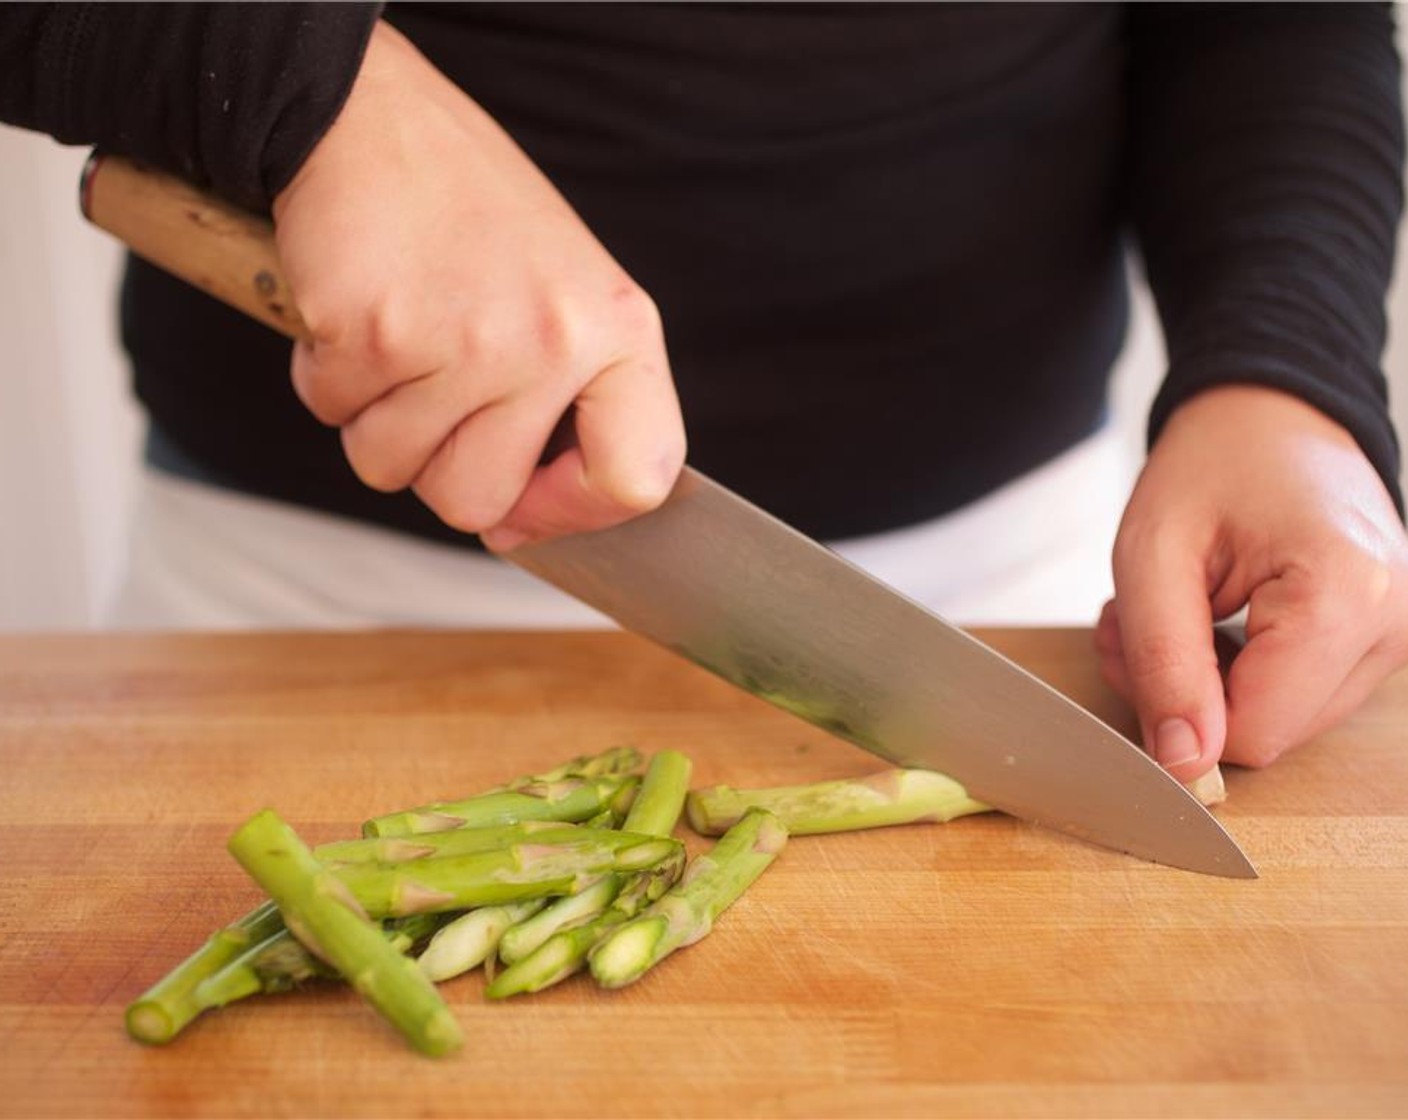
1110;529;1228;781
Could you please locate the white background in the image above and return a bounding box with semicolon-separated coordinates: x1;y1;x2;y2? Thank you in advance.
5;58;1408;630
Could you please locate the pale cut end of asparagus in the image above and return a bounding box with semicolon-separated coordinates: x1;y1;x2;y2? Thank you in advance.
124;899;284;1045
498;876;621;965
588;918;668;988
125;1002;179;1046
1186;764;1227;807
686;768;990;836
228;809;463;1058
590;808;787;989
417;900;547;982
487;851;686;998
489;749;696;967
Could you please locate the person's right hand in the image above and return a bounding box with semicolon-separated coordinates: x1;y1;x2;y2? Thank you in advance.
270;21;686;552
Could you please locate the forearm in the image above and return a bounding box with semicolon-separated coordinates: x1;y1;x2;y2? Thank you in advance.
1127;2;1405;511
0;1;380;211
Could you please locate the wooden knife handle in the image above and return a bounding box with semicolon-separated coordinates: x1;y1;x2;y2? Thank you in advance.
80;152;308;341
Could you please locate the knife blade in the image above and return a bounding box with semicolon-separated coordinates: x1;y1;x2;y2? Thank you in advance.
513;469;1256;879
79;153;1254;879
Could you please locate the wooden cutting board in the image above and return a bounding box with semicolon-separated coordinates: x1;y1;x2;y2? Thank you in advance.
1;629;1405;1119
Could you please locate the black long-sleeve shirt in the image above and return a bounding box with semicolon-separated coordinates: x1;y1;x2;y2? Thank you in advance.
2;2;1403;544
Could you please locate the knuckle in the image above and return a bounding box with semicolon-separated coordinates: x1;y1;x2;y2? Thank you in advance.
609;279;663;341
528;300;576;368
361;300;421;367
340;431;406;494
457;313;507;364
1111;517;1176;577
1123;634;1203;686
293;293;349;349
601;467;675;517
292;364;346;426
1349;554;1396;613
423;473;515;537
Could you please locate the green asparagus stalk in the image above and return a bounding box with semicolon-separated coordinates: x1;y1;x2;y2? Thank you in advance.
485;852;684;998
416;900;547;982
590;808;787;989
125;899;285;1045
192;929;333;1010
361;775;640;838
685;768;990;836
498;746;642;790
227;809;463;1058
189;912;449;1018
497;750;693;965
490;751;695;991
621;750;693;836
497;875;624;964
316;821;588;865
333;832;683;918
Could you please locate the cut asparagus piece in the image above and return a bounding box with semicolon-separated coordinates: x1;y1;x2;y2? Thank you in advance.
316;821;589;865
417;900;547;982
590;808;787;989
362;776;640;838
333;833;684;918
686;768;990;836
497;750;694;965
497;876;623;965
194;928;333;1010
191;913;449;1015
228;809;462;1058
622;750;693;836
1186;764;1227;807
125;899;285;1045
485;853;684;998
498;746;642;791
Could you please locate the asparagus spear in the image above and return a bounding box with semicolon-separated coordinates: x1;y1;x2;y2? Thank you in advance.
497;746;642;790
228;810;463;1058
686;768;990;836
316;821;589;865
192;928;332;1009
361;775;639;838
125;899;285;1045
194;912;450;1011
485;852;684;998
497;875;624;965
589;808;787;989
416;900;547;982
620;750;693;836
333;832;683;918
497;750;693;966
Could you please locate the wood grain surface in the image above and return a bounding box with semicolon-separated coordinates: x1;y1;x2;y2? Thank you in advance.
1;629;1405;1119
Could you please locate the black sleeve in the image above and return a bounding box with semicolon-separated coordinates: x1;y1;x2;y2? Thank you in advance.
1127;2;1406;512
0;1;380;212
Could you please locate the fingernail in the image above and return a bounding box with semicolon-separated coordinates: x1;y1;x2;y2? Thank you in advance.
1154;717;1201;769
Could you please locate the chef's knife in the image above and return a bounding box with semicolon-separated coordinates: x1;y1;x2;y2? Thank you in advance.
80;153;1256;879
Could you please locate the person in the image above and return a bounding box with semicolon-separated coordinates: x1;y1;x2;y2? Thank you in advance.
4;2;1407;786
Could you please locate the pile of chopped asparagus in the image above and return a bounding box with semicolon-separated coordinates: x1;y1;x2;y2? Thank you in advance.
127;746;1224;1057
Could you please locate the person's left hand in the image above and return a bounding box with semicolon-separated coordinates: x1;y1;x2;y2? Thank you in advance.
1095;383;1408;781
